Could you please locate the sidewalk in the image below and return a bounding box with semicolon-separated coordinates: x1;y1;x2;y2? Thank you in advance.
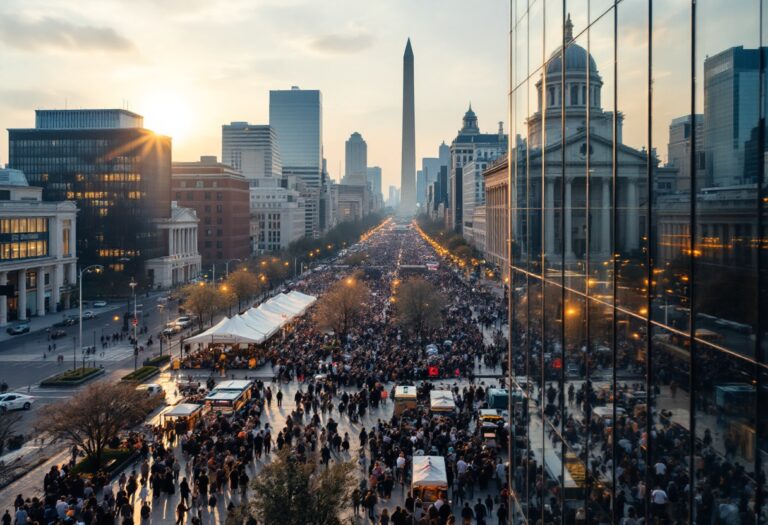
0;303;126;344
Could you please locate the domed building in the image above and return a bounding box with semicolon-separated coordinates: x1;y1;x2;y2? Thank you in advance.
518;15;652;259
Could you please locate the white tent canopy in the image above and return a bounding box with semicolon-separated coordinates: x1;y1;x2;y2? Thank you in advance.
411;456;448;487
185;291;316;346
429;390;456;412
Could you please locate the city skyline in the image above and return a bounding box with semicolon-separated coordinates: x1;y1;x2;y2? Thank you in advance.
0;0;510;192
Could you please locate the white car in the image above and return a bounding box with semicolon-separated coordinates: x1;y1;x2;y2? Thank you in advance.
93;300;108;308
173;316;193;328
0;393;34;412
82;311;96;320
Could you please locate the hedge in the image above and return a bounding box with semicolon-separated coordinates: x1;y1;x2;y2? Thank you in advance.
142;355;171;367
121;365;159;383
71;448;135;476
40;367;103;387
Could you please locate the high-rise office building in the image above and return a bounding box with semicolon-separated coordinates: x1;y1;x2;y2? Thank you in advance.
366;167;382;198
343;132;367;186
704;46;768;187
221;122;282;181
8;109;171;289
667;114;703;192
269;87;323;237
399;38;416;215
508;6;767;524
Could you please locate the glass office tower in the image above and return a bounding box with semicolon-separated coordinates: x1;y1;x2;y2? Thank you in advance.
508;1;767;523
9;110;171;288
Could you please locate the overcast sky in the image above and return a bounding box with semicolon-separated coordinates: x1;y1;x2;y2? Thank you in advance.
0;0;509;191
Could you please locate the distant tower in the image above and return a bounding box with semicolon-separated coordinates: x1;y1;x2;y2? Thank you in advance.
399;38;416;215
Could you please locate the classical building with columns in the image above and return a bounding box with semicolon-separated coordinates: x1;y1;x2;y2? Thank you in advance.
516;15;647;260
145;202;201;289
0;169;77;326
482;155;508;279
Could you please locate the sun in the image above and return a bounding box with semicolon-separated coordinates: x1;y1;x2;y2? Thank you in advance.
140;93;192;143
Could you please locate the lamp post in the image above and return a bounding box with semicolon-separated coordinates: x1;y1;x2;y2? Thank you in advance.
78;264;103;370
225;258;242;278
129;279;138;368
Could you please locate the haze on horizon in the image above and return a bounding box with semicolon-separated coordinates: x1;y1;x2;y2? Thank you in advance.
0;0;509;191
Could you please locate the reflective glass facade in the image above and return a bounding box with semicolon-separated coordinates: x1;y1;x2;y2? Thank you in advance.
8;128;171;286
508;1;767;523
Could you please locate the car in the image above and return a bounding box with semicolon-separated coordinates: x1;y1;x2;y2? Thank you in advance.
162;325;181;337
53;317;77;327
93;300;108;308
136;383;165;399
50;329;67;340
6;323;30;335
82;311;96;320
173;316;193;328
0;393;34;412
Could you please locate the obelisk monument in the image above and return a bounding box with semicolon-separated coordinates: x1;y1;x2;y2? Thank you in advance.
399;38;416;215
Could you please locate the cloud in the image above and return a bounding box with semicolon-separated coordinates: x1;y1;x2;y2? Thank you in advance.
0;14;134;53
307;29;373;55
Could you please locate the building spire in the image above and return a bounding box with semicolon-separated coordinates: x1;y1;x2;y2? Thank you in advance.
565;13;573;43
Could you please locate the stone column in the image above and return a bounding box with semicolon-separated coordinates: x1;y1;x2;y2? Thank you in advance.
18;269;27;321
545;179;555;255
53;263;62;311
602;178;611;256
36;268;46;316
627;179;639;250
565;178;574;259
68;262;76;286
0;272;7;326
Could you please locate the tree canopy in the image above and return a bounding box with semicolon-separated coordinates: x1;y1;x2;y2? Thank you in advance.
395;276;445;338
313;275;370;342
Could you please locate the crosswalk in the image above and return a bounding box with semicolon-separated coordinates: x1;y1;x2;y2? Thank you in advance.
0;345;137;363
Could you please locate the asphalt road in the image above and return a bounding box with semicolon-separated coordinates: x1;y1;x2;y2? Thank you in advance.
0;293;189;438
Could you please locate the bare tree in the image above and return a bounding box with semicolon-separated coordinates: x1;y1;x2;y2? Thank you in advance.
395;276;445;338
313;276;370;342
35;382;156;469
0;413;26;485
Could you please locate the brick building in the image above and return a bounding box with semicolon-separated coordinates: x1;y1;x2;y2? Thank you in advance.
172;156;250;268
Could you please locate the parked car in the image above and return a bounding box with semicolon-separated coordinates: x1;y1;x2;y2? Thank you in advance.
162;325;181;337
50;329;67;340
82;311;96;320
93;300;108;308
0;393;34;412
53;317;77;328
6;323;30;335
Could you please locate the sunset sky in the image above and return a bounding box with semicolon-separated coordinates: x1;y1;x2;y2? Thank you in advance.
0;0;508;190
0;0;752;190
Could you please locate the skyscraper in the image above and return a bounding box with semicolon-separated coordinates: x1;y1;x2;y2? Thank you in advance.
343;132;367;186
366;166;382;198
399;38;416;215
9;109;171;289
269;87;323;237
221;122;282;181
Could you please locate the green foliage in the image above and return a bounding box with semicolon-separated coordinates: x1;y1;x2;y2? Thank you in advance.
143;355;171;367
121;365;159;382
247;449;356;525
71;448;134;476
40;367;102;386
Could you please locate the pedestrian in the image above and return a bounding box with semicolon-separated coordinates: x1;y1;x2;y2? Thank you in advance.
175;500;189;525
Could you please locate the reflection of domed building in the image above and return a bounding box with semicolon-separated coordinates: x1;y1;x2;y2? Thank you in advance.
518;15;648;259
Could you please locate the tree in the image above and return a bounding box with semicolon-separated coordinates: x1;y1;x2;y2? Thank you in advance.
181;283;227;328
225;270;261;312
246;449;355;525
313;275;370;342
35;382;156;469
395;276;445;338
0;413;25;484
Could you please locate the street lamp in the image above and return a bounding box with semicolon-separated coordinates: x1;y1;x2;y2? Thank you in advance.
225;258;242;277
129;279;138;368
79;264;103;370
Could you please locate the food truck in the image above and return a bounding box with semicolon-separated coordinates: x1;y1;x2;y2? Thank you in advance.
487;388;509;410
394;385;418;417
162;403;204;431
203;379;253;413
429;390;456;414
411;456;449;504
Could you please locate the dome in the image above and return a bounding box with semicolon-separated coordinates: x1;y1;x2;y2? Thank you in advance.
546;43;598;75
545;14;598;76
